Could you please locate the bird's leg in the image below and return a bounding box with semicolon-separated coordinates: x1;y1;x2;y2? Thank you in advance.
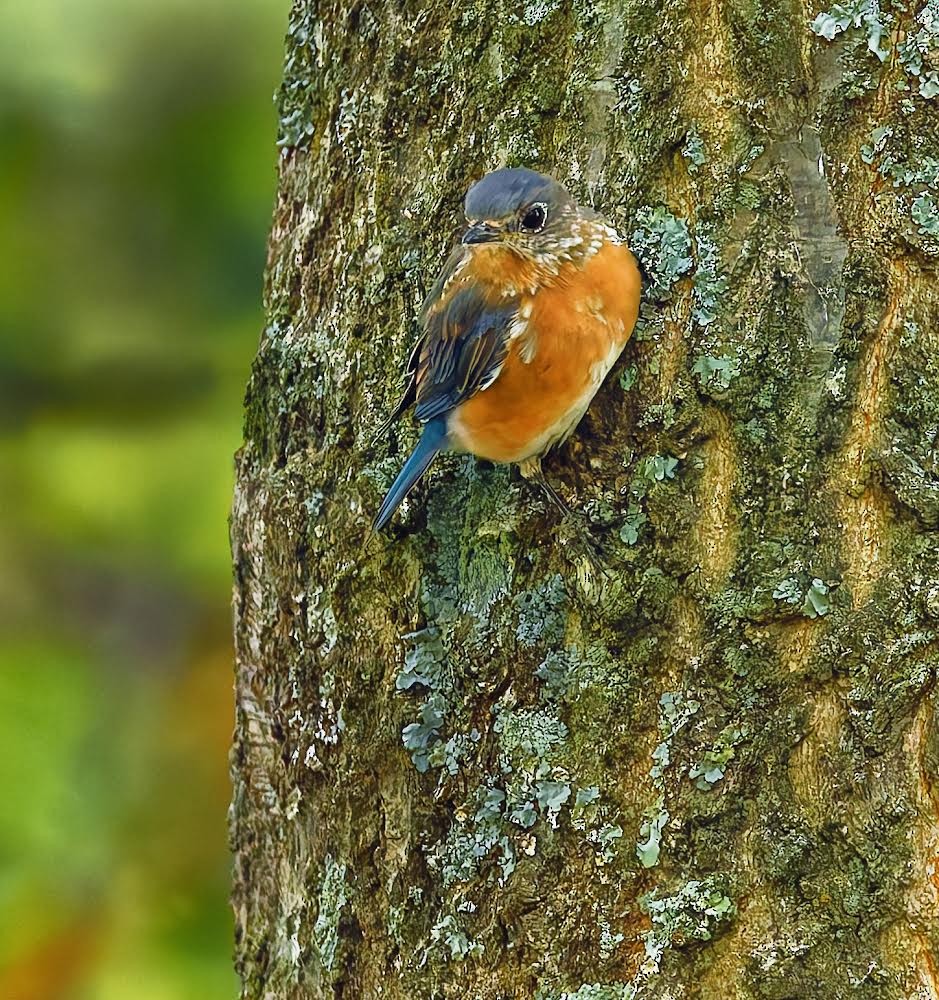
518;457;608;576
517;457;568;515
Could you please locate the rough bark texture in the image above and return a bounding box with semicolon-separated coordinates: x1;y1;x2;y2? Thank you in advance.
231;2;939;997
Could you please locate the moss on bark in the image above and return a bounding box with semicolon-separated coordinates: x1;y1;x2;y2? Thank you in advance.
232;2;939;996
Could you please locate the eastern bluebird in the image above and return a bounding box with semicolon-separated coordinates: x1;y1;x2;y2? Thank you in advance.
373;167;641;535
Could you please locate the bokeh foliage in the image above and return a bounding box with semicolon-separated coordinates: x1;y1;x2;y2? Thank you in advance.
0;1;284;996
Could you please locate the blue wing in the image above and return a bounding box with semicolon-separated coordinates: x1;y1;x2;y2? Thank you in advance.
413;249;517;421
372;248;517;530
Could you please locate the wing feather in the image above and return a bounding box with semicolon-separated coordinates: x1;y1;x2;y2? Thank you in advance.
409;247;518;422
382;245;520;426
415;285;516;421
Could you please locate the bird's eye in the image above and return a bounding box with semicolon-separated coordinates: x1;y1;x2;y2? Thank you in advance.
520;203;547;233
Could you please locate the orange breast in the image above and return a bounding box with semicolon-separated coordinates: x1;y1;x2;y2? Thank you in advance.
448;241;641;463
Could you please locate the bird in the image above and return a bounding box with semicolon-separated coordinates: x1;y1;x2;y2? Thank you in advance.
373;166;642;537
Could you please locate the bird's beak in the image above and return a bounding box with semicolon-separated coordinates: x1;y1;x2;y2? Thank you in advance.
462;222;501;245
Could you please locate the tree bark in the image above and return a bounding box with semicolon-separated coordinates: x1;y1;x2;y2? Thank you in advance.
230;1;939;997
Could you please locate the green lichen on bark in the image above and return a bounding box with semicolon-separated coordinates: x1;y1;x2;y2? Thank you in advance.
232;1;939;997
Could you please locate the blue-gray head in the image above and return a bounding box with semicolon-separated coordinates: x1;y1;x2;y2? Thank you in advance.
461;168;577;252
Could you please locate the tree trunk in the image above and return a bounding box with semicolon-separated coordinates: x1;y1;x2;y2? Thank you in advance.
230;1;939;996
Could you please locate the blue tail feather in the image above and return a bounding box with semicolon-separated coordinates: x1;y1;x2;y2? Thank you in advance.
373;418;447;530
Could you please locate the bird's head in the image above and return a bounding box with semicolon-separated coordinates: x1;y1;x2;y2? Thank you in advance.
461;168;590;267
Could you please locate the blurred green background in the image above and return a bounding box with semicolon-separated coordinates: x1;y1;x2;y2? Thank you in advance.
0;1;285;996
